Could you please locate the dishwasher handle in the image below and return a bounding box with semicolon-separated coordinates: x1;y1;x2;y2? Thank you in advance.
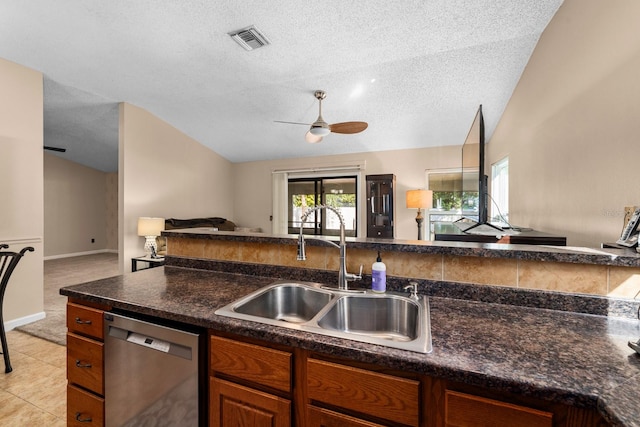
107;325;193;360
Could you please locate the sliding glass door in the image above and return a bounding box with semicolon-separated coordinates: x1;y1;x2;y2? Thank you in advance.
288;176;357;237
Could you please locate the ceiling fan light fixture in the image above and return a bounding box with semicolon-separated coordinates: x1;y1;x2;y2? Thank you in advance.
305;131;323;143
309;126;330;136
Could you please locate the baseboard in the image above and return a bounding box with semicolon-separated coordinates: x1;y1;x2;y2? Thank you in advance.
4;312;46;331
44;249;118;261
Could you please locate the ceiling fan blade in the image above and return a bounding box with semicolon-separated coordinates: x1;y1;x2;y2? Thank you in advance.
44;146;67;152
274;120;311;126
305;131;323;144
329;121;368;134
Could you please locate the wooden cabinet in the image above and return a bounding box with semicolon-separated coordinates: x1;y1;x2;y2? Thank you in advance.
366;174;396;238
66;301;109;427
209;333;420;427
209;334;292;426
209;332;608;427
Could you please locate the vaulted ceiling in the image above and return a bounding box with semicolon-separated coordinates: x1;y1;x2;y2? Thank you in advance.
0;1;563;172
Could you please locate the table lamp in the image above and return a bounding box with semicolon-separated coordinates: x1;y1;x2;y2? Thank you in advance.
137;217;165;258
406;190;433;240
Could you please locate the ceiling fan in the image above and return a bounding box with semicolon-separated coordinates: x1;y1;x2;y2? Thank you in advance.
275;90;368;143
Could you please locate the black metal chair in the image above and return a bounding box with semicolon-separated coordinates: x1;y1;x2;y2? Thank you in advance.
0;244;34;373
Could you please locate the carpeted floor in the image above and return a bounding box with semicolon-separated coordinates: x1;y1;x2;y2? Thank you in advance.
15;252;119;346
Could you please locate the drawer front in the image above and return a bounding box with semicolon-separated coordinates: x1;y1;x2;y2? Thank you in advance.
67;303;104;340
307;359;420;427
67;333;104;395
445;390;553;427
210;335;291;393
67;384;104;427
308;405;388;427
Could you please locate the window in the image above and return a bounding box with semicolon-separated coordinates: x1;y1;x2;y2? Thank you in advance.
426;169;462;211
288;176;357;237
491;157;509;224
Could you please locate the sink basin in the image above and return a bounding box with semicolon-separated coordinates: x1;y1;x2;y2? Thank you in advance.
317;295;419;342
233;283;333;323
215;281;431;353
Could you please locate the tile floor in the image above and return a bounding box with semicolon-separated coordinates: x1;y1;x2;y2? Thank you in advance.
0;330;66;426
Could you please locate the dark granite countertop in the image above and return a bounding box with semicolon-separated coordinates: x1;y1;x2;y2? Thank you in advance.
60;266;640;427
163;228;640;267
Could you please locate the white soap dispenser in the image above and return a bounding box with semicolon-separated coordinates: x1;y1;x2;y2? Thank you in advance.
371;251;386;293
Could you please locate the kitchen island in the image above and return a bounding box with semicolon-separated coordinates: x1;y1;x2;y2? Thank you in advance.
61;263;640;427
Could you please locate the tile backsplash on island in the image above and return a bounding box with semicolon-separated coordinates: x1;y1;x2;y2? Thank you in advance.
164;231;640;300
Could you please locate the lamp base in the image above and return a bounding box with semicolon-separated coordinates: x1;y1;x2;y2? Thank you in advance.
415;209;424;240
143;236;158;258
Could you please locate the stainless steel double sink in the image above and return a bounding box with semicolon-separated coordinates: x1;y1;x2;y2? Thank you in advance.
215;281;432;353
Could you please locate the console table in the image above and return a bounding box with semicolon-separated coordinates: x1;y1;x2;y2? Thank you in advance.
131;256;165;272
434;223;566;246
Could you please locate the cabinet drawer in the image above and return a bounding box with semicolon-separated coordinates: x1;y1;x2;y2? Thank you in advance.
67;303;104;340
308;405;388;427
67;384;104;427
445;390;553;427
210;335;291;392
67;333;104;395
307;359;420;427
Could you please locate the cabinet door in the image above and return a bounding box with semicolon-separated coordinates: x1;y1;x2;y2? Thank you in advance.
366;174;395;238
210;377;290;427
308;406;387;427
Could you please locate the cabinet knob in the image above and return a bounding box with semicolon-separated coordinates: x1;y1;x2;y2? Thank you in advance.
75;412;93;423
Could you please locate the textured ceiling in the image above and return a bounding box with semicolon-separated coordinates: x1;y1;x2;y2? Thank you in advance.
0;1;563;172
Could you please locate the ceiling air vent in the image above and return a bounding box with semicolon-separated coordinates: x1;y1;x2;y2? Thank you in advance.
228;25;271;51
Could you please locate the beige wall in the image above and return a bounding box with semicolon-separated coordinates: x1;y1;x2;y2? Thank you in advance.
44;153;109;257
119;103;234;272
233;146;461;240
0;58;45;326
488;0;640;247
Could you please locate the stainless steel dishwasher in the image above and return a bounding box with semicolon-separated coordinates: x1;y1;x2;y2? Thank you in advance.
104;312;200;427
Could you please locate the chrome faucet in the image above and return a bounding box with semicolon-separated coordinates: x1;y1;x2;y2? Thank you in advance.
297;205;362;290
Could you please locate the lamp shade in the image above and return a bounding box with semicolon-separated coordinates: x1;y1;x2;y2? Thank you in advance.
137;217;165;237
406;190;433;209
